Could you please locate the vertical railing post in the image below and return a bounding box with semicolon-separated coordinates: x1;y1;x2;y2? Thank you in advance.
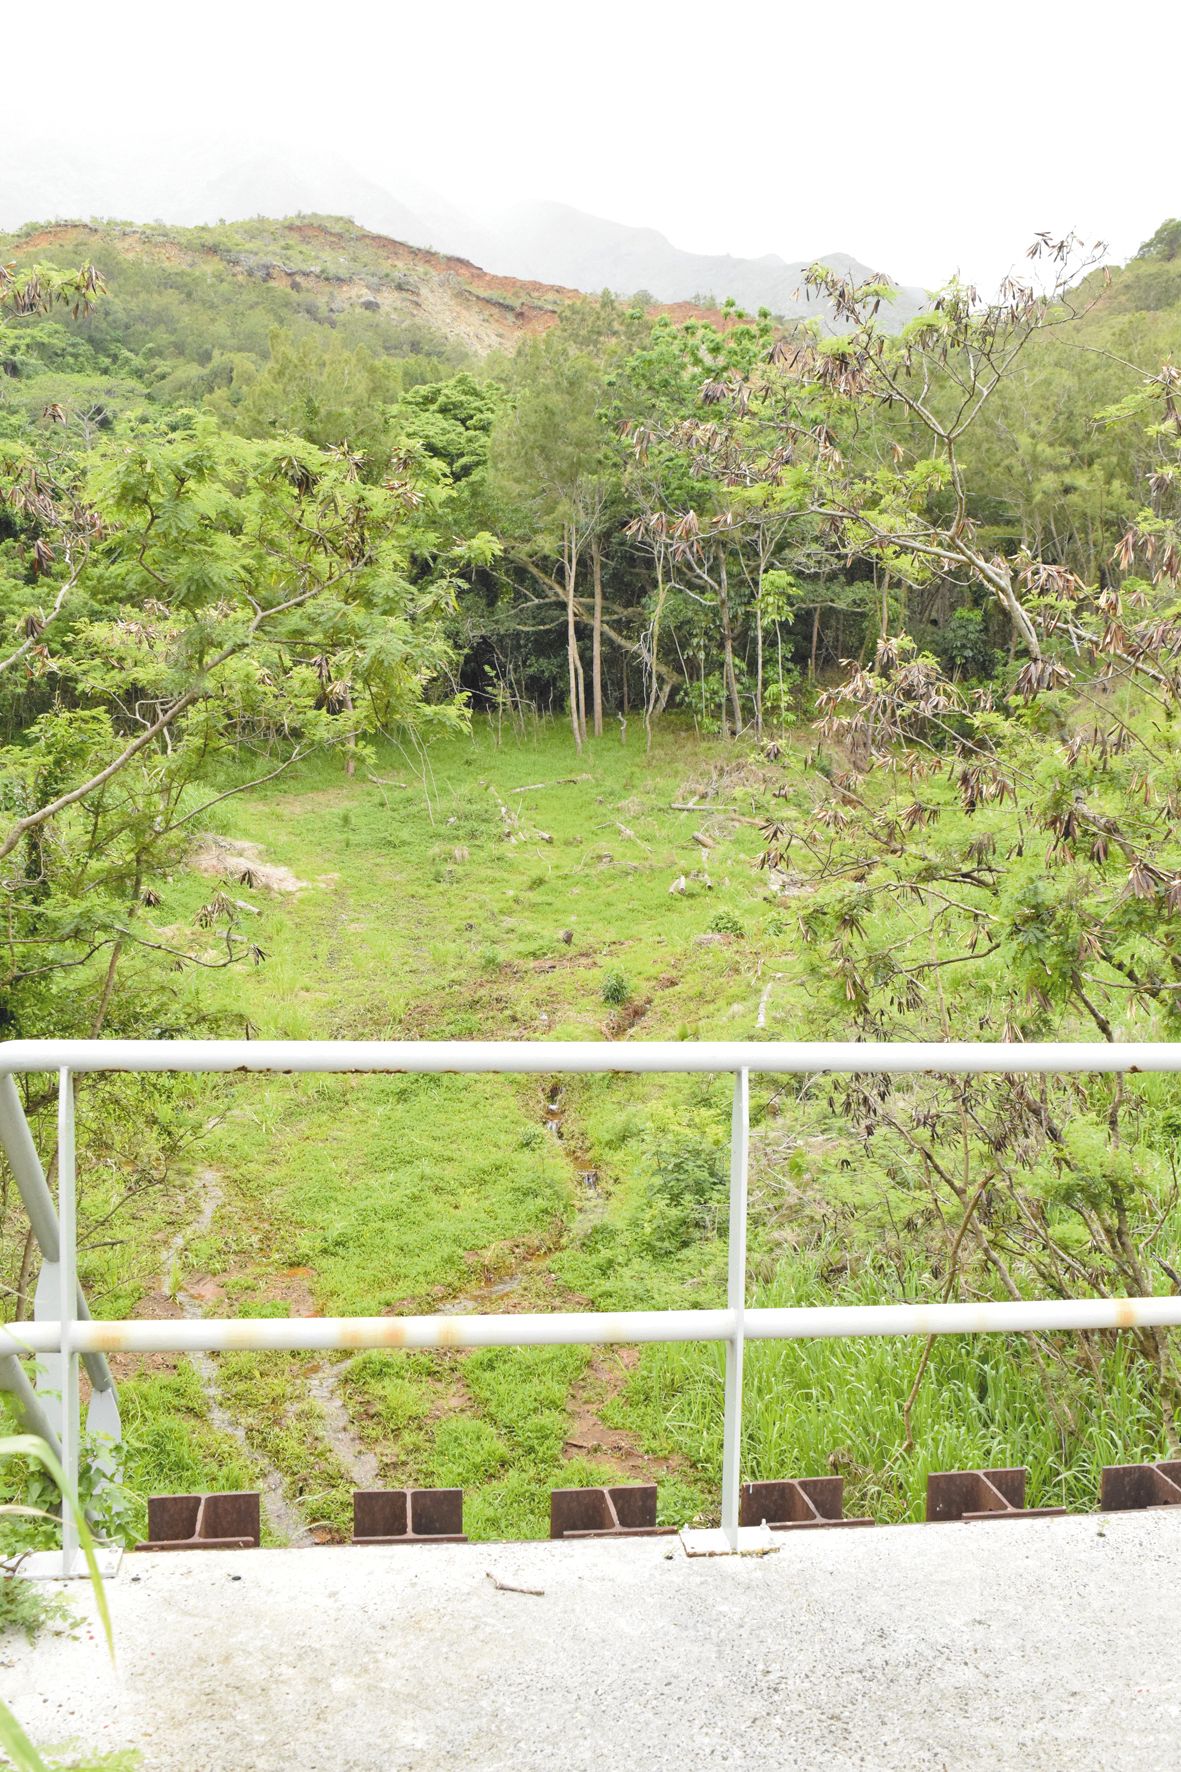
720;1067;749;1548
57;1068;80;1576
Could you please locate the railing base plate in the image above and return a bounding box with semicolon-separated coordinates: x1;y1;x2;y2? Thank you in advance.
680;1524;778;1557
16;1546;123;1581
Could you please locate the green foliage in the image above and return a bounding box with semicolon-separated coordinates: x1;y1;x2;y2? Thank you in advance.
634;1256;1168;1522
625;1108;729;1259
0;1568;71;1642
707;909;744;937
0;1432;125;1769
601;967;631;1005
0;405;464;1045
932;605;998;679
1137;219;1181;263
395;372;503;479
215;329;402;458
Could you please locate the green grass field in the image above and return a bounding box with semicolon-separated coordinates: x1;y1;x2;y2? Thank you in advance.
40;719;1176;1542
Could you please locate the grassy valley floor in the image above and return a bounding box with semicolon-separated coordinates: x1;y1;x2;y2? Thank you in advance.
55;720;1175;1543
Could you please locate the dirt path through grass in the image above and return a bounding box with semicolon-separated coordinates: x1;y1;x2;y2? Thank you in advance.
305;1358;380;1491
163;1169;316;1544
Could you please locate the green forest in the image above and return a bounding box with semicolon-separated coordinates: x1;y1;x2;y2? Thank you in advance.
4;209;1181;1554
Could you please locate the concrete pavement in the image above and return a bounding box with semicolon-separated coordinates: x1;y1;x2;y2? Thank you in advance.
6;1507;1179;1770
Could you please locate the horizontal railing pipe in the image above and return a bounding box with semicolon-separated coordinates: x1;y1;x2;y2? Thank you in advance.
0;1309;739;1357
7;1038;1181;1075
5;1294;1181;1360
746;1296;1181;1338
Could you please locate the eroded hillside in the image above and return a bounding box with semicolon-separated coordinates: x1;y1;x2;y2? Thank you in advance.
3;214;578;357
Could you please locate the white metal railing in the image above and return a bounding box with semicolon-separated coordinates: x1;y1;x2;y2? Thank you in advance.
0;1072;120;1501
4;1038;1181;1570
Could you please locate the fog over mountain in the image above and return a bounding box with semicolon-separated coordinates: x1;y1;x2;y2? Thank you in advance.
1;143;929;328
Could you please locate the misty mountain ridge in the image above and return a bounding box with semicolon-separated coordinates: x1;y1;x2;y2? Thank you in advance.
0;143;928;329
465;200;928;323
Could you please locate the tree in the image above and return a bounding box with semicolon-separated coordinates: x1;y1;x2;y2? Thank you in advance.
488;308;628;749
393;372;503;481
214;329;400;463
1;416;461;1042
745;267;1181;1440
780;241;1111;670
1137;220;1181;264
622;304;822;738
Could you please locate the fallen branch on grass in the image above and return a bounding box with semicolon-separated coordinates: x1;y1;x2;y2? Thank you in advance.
509;775;593;793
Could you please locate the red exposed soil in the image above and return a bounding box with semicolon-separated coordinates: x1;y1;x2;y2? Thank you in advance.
563;1348;685;1482
7;219;747;352
283;221;583;306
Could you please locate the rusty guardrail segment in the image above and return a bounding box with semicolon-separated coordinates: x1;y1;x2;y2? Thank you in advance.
550;1483;675;1539
740;1476;873;1530
925;1468;1067;1523
352;1489;467;1544
1101;1462;1181;1511
137;1492;260;1551
136;1464;1181;1549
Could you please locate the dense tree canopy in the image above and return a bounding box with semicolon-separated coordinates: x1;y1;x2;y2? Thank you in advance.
6;220;1181;1056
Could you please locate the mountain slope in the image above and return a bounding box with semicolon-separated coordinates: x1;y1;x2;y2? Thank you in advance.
458;200;929;325
0;146;926;329
0;215;579;359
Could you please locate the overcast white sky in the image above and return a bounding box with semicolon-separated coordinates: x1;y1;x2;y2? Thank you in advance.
8;0;1181;288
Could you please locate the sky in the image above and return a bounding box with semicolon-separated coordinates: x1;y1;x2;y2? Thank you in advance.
7;0;1181;289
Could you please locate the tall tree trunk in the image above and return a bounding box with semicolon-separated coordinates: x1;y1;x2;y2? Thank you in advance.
573;640;588;744
718;554;742;735
645;555;667;753
754;572;764;738
342;683;356;777
810;605;820;679
563;524;583;752
590;534;604;739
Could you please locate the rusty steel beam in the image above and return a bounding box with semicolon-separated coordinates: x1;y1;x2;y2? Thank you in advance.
925;1468;1066;1523
352;1489;466;1544
740;1476;873;1530
137;1492;260;1551
550;1484;675;1539
1101;1462;1181;1511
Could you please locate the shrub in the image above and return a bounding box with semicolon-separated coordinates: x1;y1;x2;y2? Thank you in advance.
601;968;630;1005
934;607;998;680
633;1124;727;1256
708;909;744;937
